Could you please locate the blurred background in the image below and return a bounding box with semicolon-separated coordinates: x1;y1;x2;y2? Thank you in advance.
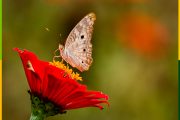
3;0;177;120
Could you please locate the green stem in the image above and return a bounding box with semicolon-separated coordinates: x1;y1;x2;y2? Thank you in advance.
30;112;45;120
29;95;46;120
28;91;64;120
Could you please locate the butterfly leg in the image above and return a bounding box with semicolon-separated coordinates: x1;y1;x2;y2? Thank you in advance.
61;59;64;63
53;48;61;61
53;56;60;61
54;48;59;56
66;63;69;68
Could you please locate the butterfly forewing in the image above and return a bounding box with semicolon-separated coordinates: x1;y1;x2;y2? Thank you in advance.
62;13;96;72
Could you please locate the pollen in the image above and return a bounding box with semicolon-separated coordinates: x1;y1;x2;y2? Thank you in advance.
49;60;82;81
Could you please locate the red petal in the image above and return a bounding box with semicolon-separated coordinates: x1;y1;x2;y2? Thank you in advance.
14;48;48;93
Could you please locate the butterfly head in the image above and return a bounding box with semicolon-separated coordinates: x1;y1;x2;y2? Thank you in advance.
59;44;64;52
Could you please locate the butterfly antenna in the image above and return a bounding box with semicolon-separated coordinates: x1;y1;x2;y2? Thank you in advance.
45;27;50;32
41;25;50;32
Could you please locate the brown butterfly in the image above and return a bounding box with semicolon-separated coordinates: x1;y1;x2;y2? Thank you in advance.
58;13;96;72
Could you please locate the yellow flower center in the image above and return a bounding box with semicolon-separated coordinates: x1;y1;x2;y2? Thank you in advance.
49;60;82;81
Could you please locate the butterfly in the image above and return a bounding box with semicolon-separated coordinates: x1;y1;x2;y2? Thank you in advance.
58;13;96;72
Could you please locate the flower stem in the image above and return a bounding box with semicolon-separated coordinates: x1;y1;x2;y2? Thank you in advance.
29;94;46;120
28;92;63;120
30;112;45;120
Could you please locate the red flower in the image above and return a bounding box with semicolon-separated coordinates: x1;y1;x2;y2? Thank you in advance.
14;48;109;115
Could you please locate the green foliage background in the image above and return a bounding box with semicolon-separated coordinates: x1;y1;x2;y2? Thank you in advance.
3;0;177;120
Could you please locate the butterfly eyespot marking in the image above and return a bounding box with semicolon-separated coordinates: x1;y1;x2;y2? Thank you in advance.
81;35;84;39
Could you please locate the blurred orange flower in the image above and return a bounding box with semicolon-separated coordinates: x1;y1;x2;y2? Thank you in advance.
117;0;148;3
45;0;94;5
116;12;169;59
45;0;68;5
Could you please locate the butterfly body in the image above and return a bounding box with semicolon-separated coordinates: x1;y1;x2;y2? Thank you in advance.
59;13;96;72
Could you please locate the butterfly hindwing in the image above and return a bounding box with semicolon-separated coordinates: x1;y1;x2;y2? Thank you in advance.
63;13;96;71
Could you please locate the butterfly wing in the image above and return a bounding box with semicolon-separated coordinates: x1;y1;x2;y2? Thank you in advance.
63;13;96;72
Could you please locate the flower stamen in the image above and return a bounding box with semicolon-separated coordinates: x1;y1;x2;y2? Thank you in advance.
49;60;82;81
